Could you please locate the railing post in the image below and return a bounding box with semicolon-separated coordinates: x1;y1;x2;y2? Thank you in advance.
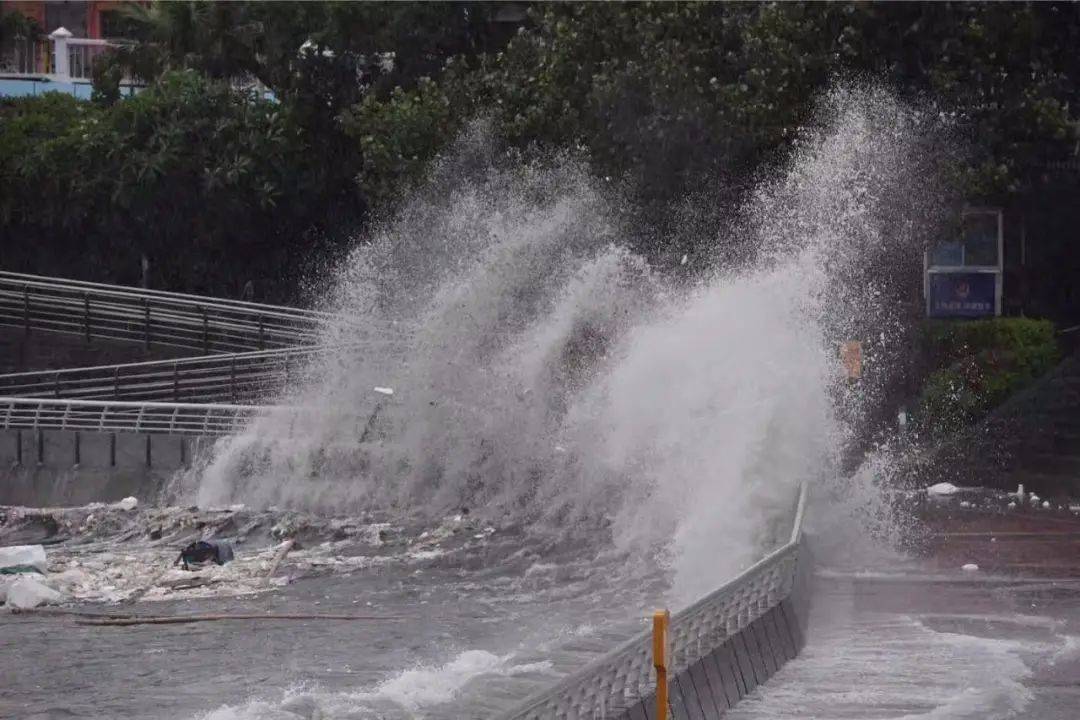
258;314;265;350
143;298;151;350
23;286;30;336
83;292;91;343
54;372;61;398
230;357;237;402
173;362;179;401
653;609;670;720
113;367;120;398
49;27;72;82
201;306;209;353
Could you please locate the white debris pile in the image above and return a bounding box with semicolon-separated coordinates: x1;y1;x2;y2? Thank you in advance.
0;537;396;606
6;575;64;609
0;501;432;606
926;482;960;496
48;544;296;603
0;544;66;609
0;544;48;574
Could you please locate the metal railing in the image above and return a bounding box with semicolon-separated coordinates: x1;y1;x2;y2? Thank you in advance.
500;483;809;720
0;31;129;81
66;38;112;81
0;397;269;437
0;347;324;403
0;271;338;353
0;36;50;75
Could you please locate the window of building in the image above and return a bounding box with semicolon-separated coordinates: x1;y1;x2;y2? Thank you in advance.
99;10;140;40
928;209;1002;268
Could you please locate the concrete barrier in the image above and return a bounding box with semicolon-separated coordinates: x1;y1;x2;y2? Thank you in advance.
615;539;812;720
0;429;209;506
499;486;810;720
617;599;807;719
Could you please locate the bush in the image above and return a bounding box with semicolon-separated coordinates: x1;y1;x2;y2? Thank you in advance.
0;71;363;300
915;317;1060;437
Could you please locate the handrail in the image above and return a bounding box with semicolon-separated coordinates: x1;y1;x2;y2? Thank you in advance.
499;482;808;720
0;271;339;321
0;346;311;379
0;396;272;436
0;347;326;402
0;271;343;353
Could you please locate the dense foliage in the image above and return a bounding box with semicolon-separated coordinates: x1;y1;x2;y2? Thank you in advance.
914;318;1061;438
1;72;356;298
2;1;1079;300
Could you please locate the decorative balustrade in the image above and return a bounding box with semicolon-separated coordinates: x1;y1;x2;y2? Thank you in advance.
0;28;126;82
500;483;808;720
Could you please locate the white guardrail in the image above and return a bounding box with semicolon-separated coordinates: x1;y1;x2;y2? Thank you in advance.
0;271;336;353
0;347;324;403
500;483;808;720
0;397;269;437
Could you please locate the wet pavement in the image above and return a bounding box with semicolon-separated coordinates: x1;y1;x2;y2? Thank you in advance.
728;506;1080;720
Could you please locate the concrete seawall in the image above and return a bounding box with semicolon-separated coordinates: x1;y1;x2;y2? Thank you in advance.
0;429;209;506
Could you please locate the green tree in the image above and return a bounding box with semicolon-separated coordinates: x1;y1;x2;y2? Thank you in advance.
1;72;355;299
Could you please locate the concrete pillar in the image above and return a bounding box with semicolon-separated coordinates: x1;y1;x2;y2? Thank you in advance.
49;27;73;81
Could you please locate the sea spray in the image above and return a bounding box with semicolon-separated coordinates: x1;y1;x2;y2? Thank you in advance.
184;84;958;604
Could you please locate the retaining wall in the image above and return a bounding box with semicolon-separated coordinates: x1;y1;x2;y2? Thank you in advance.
617;546;812;720
0;429;210;506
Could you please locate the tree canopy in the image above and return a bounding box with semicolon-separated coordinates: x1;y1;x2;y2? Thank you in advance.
2;2;1078;298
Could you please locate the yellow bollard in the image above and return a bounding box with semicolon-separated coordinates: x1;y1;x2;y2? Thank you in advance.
653;609;670;720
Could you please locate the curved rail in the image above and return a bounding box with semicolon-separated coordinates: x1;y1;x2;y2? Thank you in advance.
0;397;269;436
500;483;809;720
0;271;335;352
0;347;323;403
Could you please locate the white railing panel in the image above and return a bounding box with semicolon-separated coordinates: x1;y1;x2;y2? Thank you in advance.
0;397;272;437
499;483;808;720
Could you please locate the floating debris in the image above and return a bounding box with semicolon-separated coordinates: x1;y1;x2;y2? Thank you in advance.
927;483;959;496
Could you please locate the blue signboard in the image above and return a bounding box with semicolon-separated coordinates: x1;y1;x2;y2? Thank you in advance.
928;272;996;318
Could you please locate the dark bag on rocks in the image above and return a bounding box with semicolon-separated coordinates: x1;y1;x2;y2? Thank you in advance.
176;540;234;570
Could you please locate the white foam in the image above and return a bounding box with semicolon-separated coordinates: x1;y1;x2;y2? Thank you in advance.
196;650;553;720
727;614;1034;720
352;650;550;711
1050;634;1080;666
928;482;960;496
